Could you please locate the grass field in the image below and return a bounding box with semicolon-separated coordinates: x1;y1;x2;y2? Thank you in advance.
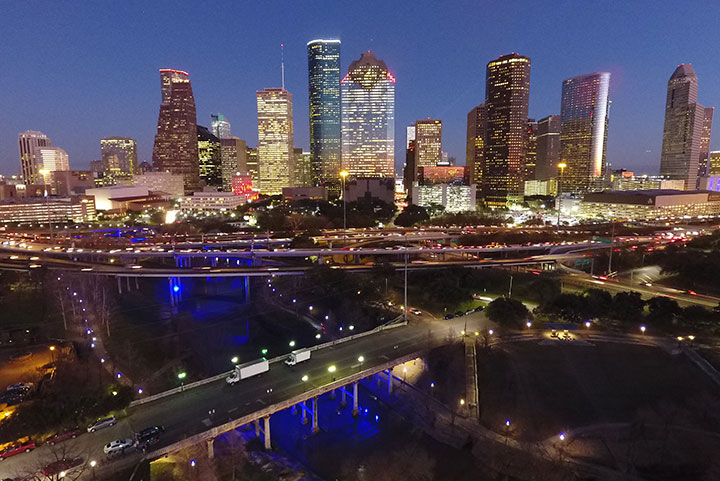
476;342;720;442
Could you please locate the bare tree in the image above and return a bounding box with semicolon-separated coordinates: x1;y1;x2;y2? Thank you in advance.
12;443;92;481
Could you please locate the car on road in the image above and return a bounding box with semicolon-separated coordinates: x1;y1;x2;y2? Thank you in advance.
46;427;82;445
0;440;35;460
409;308;422;316
87;416;116;433
135;425;165;450
42;457;84;477
103;438;134;455
444;314;454;320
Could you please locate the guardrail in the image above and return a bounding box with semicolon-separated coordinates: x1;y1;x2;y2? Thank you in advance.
128;318;409;408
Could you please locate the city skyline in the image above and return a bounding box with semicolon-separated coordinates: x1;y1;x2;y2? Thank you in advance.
2;2;719;179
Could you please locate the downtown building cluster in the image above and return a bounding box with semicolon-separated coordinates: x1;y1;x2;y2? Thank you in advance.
2;45;718;224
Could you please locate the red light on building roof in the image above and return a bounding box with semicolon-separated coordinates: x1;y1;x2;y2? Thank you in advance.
386;72;396;83
159;68;189;76
341;73;350;84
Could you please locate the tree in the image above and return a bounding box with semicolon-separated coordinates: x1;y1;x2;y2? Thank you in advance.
611;291;645;323
646;296;680;327
394;204;429;227
678;305;716;331
540;293;587;322
583;288;613;319
485;297;530;329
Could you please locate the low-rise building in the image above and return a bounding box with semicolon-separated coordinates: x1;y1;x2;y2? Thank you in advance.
50;170;95;196
343;178;395;204
412;184;476;212
580;190;720;220
611;175;684;191
524;179;557;197
86;186;150;210
133;171;185;198
282;186;328;201
180;192;246;212
0;196;96;223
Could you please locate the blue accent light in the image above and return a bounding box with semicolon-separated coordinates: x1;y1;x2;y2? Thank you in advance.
173;285;180;293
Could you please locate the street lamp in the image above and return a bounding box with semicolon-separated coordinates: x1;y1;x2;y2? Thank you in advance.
49;345;56;363
328;365;336;373
289;340;296;348
340;170;349;240
39;168;53;242
556;162;566;234
177;371;187;391
231;356;239;364
640;325;646;335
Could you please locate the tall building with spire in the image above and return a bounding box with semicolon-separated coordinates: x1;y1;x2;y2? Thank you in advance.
660;64;706;189
559;72;611;193
308;39;341;185
18;130;52;184
341;51;395;178
466;104;486;186
483;53;531;208
152;69;199;193
256;88;294;195
211;113;232;139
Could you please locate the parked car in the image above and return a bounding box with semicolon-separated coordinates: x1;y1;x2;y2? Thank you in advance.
46;428;82;445
0;441;35;460
103;438;134;455
444;314;454;320
87;416;116;433
42;457;84;477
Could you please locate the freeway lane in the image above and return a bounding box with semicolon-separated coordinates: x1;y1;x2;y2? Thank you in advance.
560;273;720;308
0;313;490;480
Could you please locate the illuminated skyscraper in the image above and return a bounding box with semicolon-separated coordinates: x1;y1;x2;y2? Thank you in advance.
559;72;611;193
293;148;314;187
698;107;714;177
256;88;294;195
152;69;199;193
246;147;259;185
197;126;222;188
100;137;137;185
308;39;341;184
18;130;52;184
466;104;486;186
341;51;395;178
414;119;443;170
211;113;232;140
535;115;561;181
220;137;248;191
524;119;538;181
483;53;530;207
660;64;705;189
708;151;720;176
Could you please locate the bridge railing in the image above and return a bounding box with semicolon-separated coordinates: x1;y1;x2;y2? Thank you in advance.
128;318;408;408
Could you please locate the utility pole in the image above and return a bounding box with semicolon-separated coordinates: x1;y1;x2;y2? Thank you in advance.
556;162;566;235
608;220;615;275
508;275;513;298
404;234;408;322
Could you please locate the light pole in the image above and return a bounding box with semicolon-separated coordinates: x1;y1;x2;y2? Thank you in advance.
177;371;187;391
340;170;349;242
39;168;53;243
49;345;56;363
556;162;566;234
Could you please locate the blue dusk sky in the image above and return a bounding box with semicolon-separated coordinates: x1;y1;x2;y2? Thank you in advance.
1;0;718;177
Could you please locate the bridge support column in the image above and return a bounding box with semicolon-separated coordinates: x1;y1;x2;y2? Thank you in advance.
312;397;319;433
291;404;297;415
117;276;122;294
244;276;250;303
135;277;139;289
126;276;131;291
341;386;347;407
207;438;215;460
330;388;336;400
302;401;308;424
263;416;271;450
254;419;260;437
387;369;393;395
352;382;359;416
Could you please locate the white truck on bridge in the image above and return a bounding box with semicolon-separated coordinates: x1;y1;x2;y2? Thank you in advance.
284;349;311;366
226;359;269;385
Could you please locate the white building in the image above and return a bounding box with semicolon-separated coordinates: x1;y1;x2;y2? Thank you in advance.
133;171;184;198
412;184;476;212
37;147;69;172
180;192;246;212
86;185;149;210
